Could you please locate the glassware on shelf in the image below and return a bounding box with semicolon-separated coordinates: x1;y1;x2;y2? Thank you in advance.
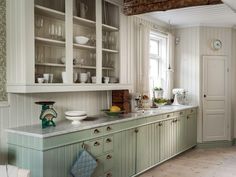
36;46;44;63
48;24;63;40
35;17;44;36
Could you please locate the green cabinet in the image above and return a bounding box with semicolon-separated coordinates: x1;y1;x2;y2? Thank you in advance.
113;128;136;177
8;108;197;177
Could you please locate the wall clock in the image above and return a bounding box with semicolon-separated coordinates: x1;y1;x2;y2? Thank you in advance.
211;39;222;50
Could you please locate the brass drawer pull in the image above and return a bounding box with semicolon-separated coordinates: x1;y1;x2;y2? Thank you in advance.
180;112;183;115
187;116;190;119
94;141;100;146
135;129;139;133
94;129;100;134
158;122;163;127
106;154;112;159
107;126;112;131
172;119;177;123
191;109;194;113
167;114;170;118
106;173;112;177
106;138;112;143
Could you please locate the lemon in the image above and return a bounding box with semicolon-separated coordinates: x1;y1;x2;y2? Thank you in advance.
110;106;121;112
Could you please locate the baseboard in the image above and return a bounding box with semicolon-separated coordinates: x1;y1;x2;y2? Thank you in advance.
197;140;234;149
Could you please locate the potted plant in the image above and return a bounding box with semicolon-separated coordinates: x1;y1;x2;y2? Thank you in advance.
154;87;164;99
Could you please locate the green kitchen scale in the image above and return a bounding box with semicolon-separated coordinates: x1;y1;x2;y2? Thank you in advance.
35;101;57;129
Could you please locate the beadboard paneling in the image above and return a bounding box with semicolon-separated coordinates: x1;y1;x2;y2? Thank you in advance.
174;27;200;106
175;26;234;142
232;29;236;138
0;91;110;164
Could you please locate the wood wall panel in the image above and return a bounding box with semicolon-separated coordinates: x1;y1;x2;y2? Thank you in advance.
0;91;109;164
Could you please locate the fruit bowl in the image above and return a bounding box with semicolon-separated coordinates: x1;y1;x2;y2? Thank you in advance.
65;111;87;125
101;109;124;117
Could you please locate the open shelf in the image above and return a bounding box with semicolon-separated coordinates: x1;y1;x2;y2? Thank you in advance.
102;24;119;32
35;37;65;46
36;63;114;70
73;43;96;50
102;48;119;53
35;5;65;20
7;84;132;93
73;16;96;28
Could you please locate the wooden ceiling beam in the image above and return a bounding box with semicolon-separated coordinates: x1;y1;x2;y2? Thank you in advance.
124;0;223;15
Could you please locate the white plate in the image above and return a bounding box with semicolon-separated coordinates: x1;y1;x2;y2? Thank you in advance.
65;111;87;117
65;115;87;125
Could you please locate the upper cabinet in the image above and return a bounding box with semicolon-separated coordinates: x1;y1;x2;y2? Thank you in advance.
6;0;131;93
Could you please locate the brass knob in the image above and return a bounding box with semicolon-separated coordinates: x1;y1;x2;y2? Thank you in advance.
106;154;112;159
167;114;170;118
107;126;112;131
135;129;139;133
180;112;183;115
106;138;112;143
106;173;112;177
158;122;163;127
94;142;100;146
187;116;190;119
94;129;100;134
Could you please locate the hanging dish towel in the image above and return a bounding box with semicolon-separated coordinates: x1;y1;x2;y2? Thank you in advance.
71;150;97;177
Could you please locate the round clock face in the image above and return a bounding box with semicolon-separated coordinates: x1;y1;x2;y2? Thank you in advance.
212;39;222;50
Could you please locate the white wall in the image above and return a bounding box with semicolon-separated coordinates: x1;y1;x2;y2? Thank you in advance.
174;26;235;142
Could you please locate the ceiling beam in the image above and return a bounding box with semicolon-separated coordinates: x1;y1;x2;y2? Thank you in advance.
124;0;223;15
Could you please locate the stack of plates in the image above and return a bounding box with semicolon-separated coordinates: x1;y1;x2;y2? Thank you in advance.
65;111;87;125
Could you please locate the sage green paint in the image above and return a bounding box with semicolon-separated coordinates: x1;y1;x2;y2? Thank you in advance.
197;140;234;149
8;109;198;177
0;0;7;101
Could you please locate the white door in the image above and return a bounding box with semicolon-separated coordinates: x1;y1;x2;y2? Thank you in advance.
202;56;228;141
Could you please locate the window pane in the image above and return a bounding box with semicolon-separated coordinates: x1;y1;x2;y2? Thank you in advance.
150;40;158;55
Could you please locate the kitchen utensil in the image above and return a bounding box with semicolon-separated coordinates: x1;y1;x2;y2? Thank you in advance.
49;74;54;83
37;78;44;84
91;76;96;83
62;71;67;83
101;109;124;117
65;111;87;117
43;74;50;83
74;36;89;45
79;2;88;18
35;101;57;129
73;72;78;83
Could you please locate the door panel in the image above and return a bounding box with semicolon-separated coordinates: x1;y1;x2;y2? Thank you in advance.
203;56;228;141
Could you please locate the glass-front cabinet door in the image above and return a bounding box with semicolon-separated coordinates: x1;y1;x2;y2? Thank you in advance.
34;0;66;84
7;0;129;93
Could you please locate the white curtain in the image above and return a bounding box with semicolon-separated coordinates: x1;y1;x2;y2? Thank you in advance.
166;32;175;99
136;24;151;96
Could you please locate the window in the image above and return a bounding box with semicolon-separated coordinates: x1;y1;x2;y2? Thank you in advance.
149;31;168;97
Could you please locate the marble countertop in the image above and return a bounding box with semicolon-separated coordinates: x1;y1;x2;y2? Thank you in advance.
6;105;197;138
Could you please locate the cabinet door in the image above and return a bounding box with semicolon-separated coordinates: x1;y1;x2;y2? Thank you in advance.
136;125;149;173
177;116;187;152
160;119;177;161
113;128;136;177
186;114;197;147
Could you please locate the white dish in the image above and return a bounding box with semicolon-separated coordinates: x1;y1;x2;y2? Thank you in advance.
74;36;89;45
65;111;87;117
65;115;87;125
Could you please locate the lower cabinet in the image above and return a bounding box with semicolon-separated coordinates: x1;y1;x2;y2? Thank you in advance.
113;128;136;177
8;108;197;177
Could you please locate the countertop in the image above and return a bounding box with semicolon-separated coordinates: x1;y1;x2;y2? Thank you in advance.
6;105;197;138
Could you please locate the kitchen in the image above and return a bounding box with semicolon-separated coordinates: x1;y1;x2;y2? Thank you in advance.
0;0;236;177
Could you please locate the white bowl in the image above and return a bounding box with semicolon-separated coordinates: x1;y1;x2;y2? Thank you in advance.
65;111;87;117
37;78;44;83
65;115;87;125
74;36;89;45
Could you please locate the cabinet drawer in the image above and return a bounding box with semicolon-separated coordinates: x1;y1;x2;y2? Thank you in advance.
103;136;113;152
146;115;162;123
104;169;113;177
87;138;103;156
174;111;186;117
186;108;197;115
102;153;114;172
91;127;104;137
92;156;104;177
163;113;174;119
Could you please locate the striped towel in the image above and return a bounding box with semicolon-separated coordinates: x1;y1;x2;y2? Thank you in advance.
71;150;97;177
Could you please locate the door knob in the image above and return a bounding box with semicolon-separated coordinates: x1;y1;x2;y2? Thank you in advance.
204;94;206;98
